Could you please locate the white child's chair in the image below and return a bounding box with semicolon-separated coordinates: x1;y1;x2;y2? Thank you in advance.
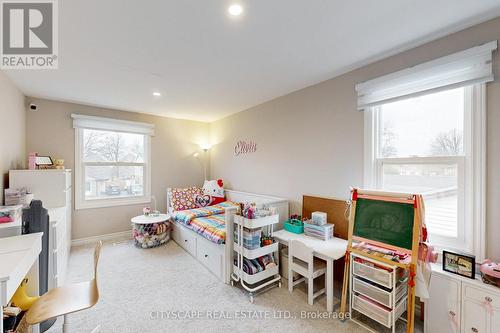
288;240;327;305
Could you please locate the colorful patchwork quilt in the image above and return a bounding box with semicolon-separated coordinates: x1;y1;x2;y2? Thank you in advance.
173;201;239;244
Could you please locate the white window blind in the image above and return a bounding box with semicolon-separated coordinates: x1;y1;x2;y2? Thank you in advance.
356;41;497;110
71;114;155;136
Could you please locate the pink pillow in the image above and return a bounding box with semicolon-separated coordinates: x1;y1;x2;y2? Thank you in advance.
171;187;203;211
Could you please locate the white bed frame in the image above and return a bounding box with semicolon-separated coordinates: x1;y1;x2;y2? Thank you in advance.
166;188;289;284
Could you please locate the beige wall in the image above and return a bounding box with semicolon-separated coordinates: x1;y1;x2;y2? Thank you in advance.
0;71;25;204
26;98;210;239
210;17;500;261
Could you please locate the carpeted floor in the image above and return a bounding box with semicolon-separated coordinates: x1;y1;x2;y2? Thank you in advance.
46;239;423;333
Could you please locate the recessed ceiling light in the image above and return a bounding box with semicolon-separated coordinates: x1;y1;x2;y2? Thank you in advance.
153;92;161;97
228;4;243;16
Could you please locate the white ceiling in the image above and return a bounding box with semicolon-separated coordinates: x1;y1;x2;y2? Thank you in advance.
5;0;500;122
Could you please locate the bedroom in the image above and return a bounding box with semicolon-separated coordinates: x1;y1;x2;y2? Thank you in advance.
1;1;500;332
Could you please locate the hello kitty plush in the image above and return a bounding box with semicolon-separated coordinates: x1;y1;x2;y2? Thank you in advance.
202;179;225;205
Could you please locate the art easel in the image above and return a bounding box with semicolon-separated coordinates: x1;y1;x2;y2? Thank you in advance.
340;189;422;333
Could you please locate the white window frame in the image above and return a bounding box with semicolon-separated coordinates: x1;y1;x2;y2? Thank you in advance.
73;115;153;210
364;84;486;260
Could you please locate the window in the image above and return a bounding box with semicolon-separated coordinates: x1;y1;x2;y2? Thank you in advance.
359;42;495;259
73;115;154;209
365;86;480;253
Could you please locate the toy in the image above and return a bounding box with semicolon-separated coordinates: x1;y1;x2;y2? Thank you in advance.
261;235;274;246
242;202;257;219
480;259;500;287
54;158;65;170
418;243;438;263
28;152;38;170
202;179;225;205
11;279;39;311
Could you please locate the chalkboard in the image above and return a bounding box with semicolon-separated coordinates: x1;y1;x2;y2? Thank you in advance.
353;198;415;250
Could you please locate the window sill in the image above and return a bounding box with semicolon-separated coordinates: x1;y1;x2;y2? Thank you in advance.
75;196;151;210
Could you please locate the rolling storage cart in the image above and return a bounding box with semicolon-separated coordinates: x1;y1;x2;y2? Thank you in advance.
349;252;408;333
231;214;281;302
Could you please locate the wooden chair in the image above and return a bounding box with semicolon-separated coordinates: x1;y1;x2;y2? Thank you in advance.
16;241;102;333
288;240;327;305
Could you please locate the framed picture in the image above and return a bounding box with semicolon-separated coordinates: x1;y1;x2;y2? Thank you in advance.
442;250;475;279
35;156;53;167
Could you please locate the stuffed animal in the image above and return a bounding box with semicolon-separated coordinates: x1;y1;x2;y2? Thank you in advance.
202;179;225;205
54;159;65;170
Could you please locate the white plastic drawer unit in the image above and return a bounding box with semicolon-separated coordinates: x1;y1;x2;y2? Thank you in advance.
352;277;408;308
352;293;407;328
352;259;401;289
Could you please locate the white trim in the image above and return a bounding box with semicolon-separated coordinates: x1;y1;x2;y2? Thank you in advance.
356;41;497;110
71;230;132;247
71;114;155;136
363;109;376;189
472;84;486;262
76;196;152;210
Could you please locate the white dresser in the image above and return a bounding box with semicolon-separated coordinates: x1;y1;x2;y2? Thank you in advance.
425;264;500;333
9;169;72;289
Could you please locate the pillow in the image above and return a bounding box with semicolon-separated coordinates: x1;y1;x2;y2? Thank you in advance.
202;179;225;206
171;187;203;211
194;193;212;208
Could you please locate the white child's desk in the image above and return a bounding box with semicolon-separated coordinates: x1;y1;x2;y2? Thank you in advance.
0;233;43;333
273;229;348;312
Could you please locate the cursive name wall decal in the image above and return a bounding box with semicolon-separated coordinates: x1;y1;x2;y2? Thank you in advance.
234;140;257;156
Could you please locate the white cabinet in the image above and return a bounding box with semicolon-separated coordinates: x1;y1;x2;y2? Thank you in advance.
425;265;500;333
463;299;486;333
490;307;500;333
9;169;71;208
426;273;461;333
9;169;72;289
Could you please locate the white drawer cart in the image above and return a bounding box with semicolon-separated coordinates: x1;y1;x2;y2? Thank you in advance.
349;252;408;333
231;214;282;302
425;264;500;333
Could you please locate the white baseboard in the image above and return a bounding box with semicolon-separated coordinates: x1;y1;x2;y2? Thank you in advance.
71;230;132;247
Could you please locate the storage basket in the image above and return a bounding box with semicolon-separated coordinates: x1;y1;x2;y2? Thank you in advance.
284;219;304;234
